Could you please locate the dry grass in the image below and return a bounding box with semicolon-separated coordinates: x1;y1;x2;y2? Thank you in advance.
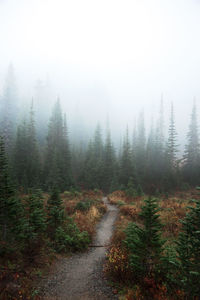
106;189;200;299
108;189;199;240
74;206;101;237
1;189;105;299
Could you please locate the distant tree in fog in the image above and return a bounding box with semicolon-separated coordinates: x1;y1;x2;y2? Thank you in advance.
183;102;200;185
43;99;72;191
0;64;19;154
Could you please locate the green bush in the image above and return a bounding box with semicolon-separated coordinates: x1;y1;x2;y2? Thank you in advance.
75;199;93;211
63;191;72;197
117;200;125;206
54;218;90;252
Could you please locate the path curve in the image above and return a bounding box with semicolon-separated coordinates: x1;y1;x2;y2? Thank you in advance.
40;197;118;300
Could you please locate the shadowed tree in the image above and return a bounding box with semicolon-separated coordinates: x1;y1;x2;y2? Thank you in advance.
183;102;200;185
14;102;41;190
44;99;72;191
0;64;19;155
165;103;179;189
80;124;104;189
102;128;116;192
135;111;146;186
119;127;134;187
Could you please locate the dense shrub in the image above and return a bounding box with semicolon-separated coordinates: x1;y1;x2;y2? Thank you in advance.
54;220;90;252
75;199;93;211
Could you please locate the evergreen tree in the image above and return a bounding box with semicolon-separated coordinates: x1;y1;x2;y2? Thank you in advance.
154;99;166;187
119;127;134;187
183;102;200;185
23;190;46;251
34;79;54;145
71;142;85;186
176;200;200;298
135;111;146;186
61;113;72;188
0;137;14;241
0;137;28;255
26;102;41;187
166;103;178;169
0;65;19;154
146;120;156;188
165;103;179;189
125;197;164;282
44;100;72;191
13;119;28;189
80;124;104;189
14;102;40;189
47;187;64;237
102;129;116;192
79;140;95;189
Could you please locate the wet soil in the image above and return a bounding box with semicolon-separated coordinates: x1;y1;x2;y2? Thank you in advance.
40;197;118;300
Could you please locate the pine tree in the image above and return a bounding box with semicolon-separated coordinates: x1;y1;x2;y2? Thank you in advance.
146;120;156;187
165;103;179;189
44;100;72;191
23;190;46;250
61;113;72;188
166;103;178;170
183;102;200;185
119;127;134;187
26;102;41;187
14;102;40;190
154;99;166;187
79;140;95;189
125;197;164;282
0;137;14;241
135;111;146;186
14;119;28;189
102;128;116;192
47;187;64;237
80;124;104;189
71;143;85;186
176;200;200;298
34;79;54;145
0;64;19;155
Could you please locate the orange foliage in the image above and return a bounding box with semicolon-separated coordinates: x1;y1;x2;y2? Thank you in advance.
120;205;139;220
104;246;132;282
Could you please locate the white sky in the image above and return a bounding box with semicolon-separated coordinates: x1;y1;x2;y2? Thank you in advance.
0;0;200;143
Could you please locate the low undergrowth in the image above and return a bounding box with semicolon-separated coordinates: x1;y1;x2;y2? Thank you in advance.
0;189;105;299
105;189;200;299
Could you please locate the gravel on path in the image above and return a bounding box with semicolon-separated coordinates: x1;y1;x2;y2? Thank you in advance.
39;197;119;300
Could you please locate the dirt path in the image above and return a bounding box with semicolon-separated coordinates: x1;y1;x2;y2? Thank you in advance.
40;197;118;300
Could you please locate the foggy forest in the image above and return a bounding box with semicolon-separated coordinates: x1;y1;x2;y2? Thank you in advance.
1;0;200;299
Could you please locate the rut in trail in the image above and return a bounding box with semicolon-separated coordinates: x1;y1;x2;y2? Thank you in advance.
41;197;118;300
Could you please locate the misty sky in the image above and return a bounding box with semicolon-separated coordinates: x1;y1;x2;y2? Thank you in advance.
0;0;200;145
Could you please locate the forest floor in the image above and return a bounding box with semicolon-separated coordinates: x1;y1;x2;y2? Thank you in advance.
38;197;119;300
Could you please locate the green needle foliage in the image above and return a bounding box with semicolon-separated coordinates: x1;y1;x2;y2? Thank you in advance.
0;137;15;242
24;190;46;240
176;199;200;298
47;187;65;237
124;197;165;283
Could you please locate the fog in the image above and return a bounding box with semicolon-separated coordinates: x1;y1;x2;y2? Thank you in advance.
1;0;200;147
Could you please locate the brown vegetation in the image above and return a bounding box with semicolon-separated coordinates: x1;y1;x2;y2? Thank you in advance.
0;189;106;299
105;189;199;299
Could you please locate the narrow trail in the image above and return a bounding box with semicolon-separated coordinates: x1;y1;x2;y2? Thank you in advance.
40;197;118;300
